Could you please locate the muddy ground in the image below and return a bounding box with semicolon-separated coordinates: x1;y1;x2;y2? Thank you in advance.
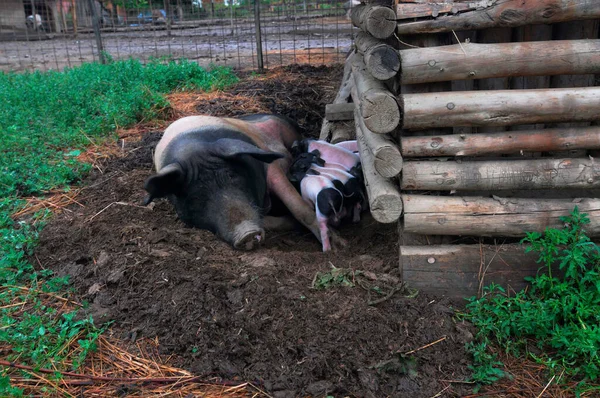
34;65;475;397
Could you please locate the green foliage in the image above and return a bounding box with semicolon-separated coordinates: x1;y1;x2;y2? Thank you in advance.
312;267;355;289
463;207;600;391
0;58;237;394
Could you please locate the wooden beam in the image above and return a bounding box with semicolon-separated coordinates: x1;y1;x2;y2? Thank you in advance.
396;0;600;35
401;87;600;130
354;32;401;81
325;103;355;121
401;244;545;298
353;105;403;178
355;115;403;224
401;157;600;191
351;4;397;40
402;194;600;237
351;54;401;134
400;126;600;157
398;39;600;85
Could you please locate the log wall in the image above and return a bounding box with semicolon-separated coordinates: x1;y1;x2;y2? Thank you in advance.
322;0;600;298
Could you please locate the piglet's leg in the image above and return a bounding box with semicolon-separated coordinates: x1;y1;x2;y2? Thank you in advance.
318;216;331;252
267;163;322;243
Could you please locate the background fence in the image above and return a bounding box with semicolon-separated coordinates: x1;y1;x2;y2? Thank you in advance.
0;0;355;72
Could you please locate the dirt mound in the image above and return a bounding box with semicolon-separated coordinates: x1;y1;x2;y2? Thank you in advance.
34;65;474;397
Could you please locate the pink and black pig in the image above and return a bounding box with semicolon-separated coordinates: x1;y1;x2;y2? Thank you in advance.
143;114;344;252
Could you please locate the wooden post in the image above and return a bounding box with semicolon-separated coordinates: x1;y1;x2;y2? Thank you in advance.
355;116;403;224
71;0;78;36
353;104;403;178
402;194;600;237
254;0;264;71
396;0;600;35
351;4;397;40
354;32;400;81
401;87;600;130
88;0;105;64
401;244;546;298
400;127;600;158
351;54;401;134
401;158;600;191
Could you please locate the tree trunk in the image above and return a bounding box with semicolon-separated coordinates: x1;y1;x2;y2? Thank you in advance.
402;194;600;237
400;126;600;157
396;0;600;35
401;157;600;191
401;87;600;130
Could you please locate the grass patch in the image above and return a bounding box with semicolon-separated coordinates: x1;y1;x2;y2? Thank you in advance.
0;58;237;396
462;207;600;394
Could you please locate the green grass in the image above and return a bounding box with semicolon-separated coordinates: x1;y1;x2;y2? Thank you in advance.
462;207;600;394
0;57;237;396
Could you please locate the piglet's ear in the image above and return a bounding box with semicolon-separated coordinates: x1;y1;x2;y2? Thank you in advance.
210;138;284;164
142;163;184;205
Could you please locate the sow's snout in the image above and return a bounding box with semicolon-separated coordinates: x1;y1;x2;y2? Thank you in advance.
144;127;285;251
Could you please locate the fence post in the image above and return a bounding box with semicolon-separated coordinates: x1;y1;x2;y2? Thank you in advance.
87;0;105;64
254;0;264;71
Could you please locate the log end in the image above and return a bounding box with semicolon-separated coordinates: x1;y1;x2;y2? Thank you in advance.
367;7;397;39
374;147;403;178
360;92;401;134
365;45;400;80
369;189;403;223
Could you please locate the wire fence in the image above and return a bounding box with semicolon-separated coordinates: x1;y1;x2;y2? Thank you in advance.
0;0;356;73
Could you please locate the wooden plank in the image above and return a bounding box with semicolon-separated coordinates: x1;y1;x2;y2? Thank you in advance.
325;103;355;121
401;244;545;298
396;0;600;35
401;87;600;130
355;114;403;223
353;105;403;178
400;126;600;157
351;4;397;40
401;157;600;191
402;194;600;237
351;53;401;134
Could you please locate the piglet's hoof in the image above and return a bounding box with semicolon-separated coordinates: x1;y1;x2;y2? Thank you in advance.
234;230;265;251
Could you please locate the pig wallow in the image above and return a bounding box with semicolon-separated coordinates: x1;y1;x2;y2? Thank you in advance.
143;114;342;252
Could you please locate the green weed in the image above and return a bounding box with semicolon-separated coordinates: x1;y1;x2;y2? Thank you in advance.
0;58;237;396
463;207;600;392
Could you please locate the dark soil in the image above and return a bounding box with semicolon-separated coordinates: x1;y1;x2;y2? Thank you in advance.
35;65;474;397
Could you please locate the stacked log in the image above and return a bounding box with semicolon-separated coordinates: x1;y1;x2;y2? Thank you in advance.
322;0;600;297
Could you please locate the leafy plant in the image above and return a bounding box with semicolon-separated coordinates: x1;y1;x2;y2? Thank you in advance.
312;267;355;289
462;207;600;392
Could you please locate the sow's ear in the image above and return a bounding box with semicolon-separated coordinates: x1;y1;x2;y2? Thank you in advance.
142;163;184;205
211;138;284;164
